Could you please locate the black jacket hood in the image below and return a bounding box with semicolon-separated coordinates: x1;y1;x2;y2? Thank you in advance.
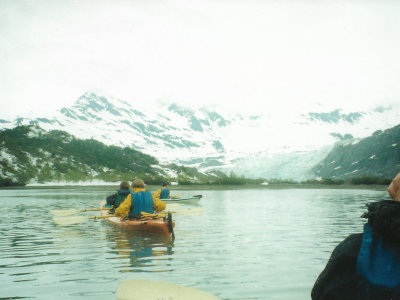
362;200;400;246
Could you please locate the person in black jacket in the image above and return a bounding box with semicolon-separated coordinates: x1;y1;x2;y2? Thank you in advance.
311;173;400;300
106;181;131;210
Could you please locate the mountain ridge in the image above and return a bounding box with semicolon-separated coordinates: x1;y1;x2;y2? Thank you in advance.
0;125;233;186
312;125;400;179
1;91;399;180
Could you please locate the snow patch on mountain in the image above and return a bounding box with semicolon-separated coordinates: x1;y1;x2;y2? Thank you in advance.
0;148;20;170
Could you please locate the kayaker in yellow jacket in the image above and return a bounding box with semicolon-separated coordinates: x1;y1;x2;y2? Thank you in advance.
153;181;170;199
115;179;166;218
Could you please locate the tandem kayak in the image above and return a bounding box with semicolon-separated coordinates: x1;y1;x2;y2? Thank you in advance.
163;194;202;204
100;202;175;237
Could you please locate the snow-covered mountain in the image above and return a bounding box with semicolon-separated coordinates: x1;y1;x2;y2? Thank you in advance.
1;92;399;179
312;124;400;179
2;92;230;167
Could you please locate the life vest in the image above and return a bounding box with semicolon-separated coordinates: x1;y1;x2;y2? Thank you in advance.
129;191;154;216
356;223;400;299
114;189;131;208
160;187;170;199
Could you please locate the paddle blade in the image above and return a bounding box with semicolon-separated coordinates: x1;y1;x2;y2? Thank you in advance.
51;208;111;217
53;216;88;226
117;279;220;300
177;207;204;216
166;203;180;210
51;209;80;217
53;214;115;226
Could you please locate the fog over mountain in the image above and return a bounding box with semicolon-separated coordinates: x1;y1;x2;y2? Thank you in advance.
1;92;399;180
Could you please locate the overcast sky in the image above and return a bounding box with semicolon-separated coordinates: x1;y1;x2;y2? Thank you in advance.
1;0;400;119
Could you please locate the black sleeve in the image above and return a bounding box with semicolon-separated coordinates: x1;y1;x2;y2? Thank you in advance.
311;233;363;300
106;193;117;206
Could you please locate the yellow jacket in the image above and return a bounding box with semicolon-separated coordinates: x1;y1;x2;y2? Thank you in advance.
115;188;166;218
153;189;163;199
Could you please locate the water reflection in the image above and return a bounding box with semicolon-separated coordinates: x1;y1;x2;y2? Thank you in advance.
105;228;174;272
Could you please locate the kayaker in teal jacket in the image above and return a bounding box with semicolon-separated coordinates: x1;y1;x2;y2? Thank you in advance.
106;181;131;209
154;182;170;199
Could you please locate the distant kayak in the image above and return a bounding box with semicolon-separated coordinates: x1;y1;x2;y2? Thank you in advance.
100;201;175;237
117;279;220;300
163;194;202;204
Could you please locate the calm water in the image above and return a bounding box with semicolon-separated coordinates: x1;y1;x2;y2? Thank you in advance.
0;187;388;299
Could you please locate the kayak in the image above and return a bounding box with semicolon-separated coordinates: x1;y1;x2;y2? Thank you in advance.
100;202;175;237
117;279;220;300
163;195;202;204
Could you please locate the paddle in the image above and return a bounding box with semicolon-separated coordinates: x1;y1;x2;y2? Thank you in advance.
174;207;204;216
116;279;220;300
165;203;180;210
53;214;116;226
140;211;175;218
53;207;204;226
137;208;204;217
53;211;178;226
51;208;111;217
167;212;175;240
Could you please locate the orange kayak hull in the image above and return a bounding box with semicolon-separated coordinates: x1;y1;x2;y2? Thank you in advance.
106;216;174;236
100;203;174;236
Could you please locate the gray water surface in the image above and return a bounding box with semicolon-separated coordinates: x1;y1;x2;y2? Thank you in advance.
0;187;387;299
